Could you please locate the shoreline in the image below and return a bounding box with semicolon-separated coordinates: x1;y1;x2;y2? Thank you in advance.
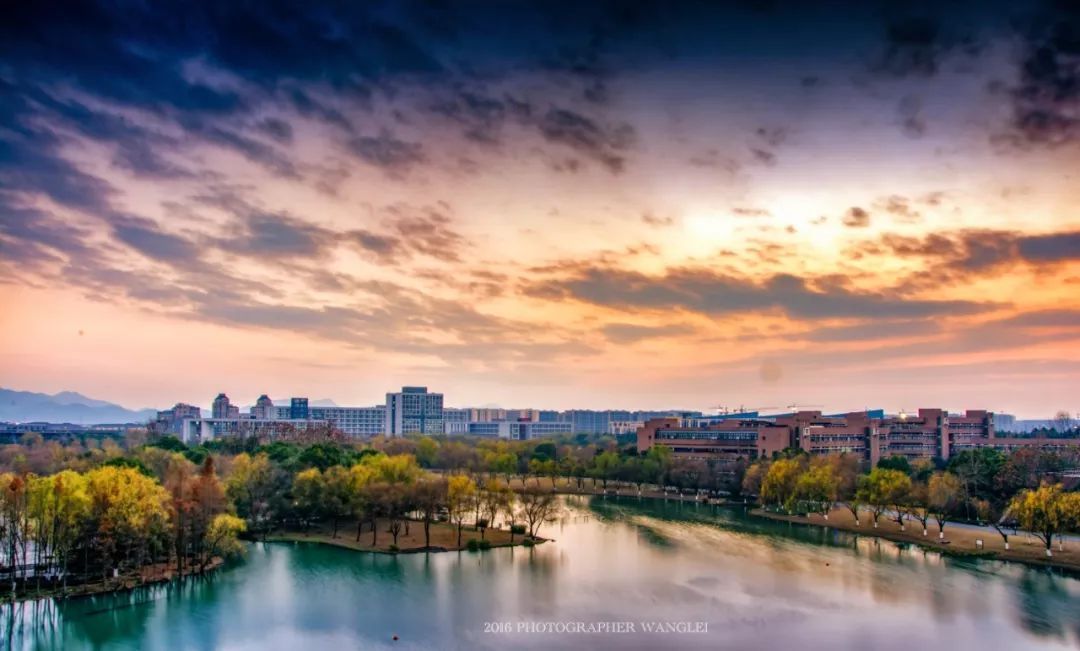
750;507;1080;573
0;557;226;606
262;517;545;555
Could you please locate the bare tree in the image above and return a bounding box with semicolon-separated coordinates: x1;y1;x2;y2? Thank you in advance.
518;487;559;539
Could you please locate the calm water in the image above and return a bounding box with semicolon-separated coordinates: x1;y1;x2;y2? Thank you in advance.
4;495;1080;650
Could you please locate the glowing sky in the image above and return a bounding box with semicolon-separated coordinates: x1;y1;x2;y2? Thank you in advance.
1;1;1078;416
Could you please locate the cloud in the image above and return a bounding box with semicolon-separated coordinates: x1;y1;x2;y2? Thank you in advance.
537;108;634;173
803;319;942;343
347;130;425;171
602;322;695;344
526;266;995;321
111;215;202;263
842;207;870;228
641;212;674;227
1003;7;1080;147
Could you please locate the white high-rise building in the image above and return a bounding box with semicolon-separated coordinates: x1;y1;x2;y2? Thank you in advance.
385;386;444;436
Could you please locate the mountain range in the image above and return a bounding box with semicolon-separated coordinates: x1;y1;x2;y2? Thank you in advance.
0;388;158;424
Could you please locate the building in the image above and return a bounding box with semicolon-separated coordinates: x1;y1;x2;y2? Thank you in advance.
251;395;275;419
211;393;232;419
310;405;385;437
385;386;444;436
443;408;470;434
175;417;328;444
501;420;572;440
638;408;1080;465
290;397;310;420
154;403;203;435
637;417;789;460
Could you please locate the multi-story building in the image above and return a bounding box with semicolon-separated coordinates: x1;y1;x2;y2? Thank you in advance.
211;393;232;419
385;386;444;436
639;408;1079;465
637;417;789;460
310;405;385;437
251;395;275;419
290;397;310;420
502;420;572;440
443;408;469;434
154;403;203;435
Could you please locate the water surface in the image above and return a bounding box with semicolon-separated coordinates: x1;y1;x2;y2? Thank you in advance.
4;495;1079;650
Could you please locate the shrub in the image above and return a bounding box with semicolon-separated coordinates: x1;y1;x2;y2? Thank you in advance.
510;524;526;535
478;540;492;551
523;538;535;548
466;539;481;552
388;544;399;553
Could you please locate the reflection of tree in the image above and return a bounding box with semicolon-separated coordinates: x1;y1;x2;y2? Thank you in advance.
1012;569;1075;640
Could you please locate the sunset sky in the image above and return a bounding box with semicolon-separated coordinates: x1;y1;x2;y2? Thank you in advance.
1;1;1078;416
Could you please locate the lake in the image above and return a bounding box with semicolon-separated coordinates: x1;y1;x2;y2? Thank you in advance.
4;495;1080;650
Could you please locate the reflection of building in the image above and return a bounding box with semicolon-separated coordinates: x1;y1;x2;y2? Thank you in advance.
385;387;444;436
638;408;1080;464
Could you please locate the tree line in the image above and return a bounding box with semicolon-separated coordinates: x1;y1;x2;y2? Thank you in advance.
744;448;1080;556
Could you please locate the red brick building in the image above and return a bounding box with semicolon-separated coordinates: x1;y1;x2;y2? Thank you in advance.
638;408;1078;465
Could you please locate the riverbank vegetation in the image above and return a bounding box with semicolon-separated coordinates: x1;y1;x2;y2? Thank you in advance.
745;449;1080;559
3;428;1079;597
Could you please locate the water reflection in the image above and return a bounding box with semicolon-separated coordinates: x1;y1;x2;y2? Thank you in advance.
1;495;1078;650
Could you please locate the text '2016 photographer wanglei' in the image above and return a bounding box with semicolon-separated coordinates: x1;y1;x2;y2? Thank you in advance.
483;621;709;634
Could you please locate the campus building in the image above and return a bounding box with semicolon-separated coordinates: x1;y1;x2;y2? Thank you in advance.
385;386;444;436
638;408;1080;465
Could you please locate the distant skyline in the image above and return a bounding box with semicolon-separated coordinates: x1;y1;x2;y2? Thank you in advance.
1;2;1078;418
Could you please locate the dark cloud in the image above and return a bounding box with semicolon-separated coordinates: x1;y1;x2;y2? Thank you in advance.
111;215;201;263
347;131;425;171
256;118;294;144
874;195;922;223
733;207;771;218
855;228;1080;291
602;322;694;344
537;109;634;173
1004;6;1080;147
526;266;994;321
227;212;336;258
897;95;926;137
874;17;945;77
803;319;942;343
842;207;871;228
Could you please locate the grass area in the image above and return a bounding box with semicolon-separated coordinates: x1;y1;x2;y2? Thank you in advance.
753;507;1080;572
265;517;535;553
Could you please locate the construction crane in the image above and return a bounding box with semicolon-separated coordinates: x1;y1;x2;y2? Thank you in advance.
785;403;823;412
714;405;777;415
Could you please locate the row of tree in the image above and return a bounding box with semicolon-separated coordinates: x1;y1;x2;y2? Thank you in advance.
230;451;560;548
0;456;245;599
745;453;1080;556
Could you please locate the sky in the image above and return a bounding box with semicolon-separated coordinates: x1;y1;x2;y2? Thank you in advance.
0;1;1078;417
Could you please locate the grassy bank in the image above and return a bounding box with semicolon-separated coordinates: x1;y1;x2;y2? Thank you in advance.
751;507;1080;572
265;517;542;554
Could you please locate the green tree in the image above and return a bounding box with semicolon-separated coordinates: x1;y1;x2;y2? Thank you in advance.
857;468;911;528
1008;483;1080;557
446;474;477;547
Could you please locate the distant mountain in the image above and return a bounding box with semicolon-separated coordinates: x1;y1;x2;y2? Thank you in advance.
0;388;158;424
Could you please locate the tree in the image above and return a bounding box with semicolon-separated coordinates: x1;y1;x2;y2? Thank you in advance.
592;451;621;491
292;468;325;529
413;477;448;549
518;486;558;538
226;453;287;539
200;514;246;571
446;474;477;547
831;454;862;524
877;455;911;475
760;458;803;511
792;462;837;517
857;468;910;528
479;479;511;539
974;498;1017;550
741;461;769;499
321;465;356;538
927;471;961;539
1008;483;1080;557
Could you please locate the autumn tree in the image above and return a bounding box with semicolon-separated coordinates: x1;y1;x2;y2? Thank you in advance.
760;457;804;511
446;474;477;547
857;468;910;528
927;471;961;539
413;477;448;549
1008;483;1080;557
